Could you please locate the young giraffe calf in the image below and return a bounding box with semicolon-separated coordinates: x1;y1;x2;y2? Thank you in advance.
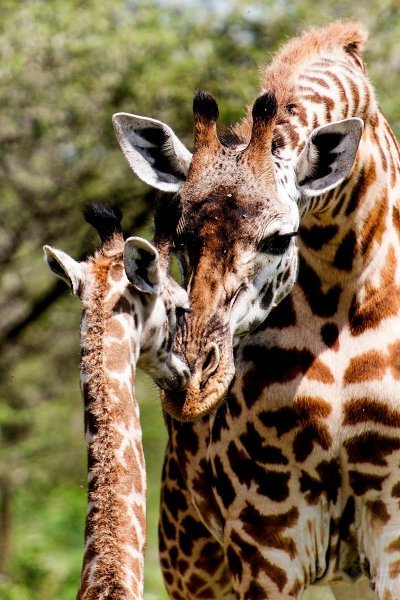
44;202;189;600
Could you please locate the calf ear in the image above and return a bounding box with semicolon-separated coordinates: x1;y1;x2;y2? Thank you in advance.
43;246;83;295
112;113;192;192
124;237;162;295
296;117;363;197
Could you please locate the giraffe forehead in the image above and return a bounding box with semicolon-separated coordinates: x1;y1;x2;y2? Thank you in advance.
184;146;277;201
175;200;262;272
184;193;257;231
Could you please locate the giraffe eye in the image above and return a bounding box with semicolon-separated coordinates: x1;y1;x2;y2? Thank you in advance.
258;231;297;255
175;306;191;320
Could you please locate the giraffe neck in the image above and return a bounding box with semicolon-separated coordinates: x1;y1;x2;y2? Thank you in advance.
300;110;400;283
78;256;146;600
272;50;400;304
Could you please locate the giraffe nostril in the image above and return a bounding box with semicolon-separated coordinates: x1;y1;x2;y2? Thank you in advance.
201;343;220;384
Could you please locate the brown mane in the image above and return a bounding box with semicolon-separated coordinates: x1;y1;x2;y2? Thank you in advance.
233;21;368;142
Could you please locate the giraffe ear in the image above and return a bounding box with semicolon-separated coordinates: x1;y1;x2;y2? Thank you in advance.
112;112;192;192
296;117;363;197
124;237;162;295
43;246;84;295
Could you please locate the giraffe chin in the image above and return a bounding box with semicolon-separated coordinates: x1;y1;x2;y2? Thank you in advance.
161;360;235;422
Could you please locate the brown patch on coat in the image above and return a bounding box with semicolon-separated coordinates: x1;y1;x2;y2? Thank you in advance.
365;499;390;525
300;458;341;505
240;503;299;558
320;322;340;351
387;340;400;379
345;432;400;466
349;471;387;495
389;559;400;579
343;350;387;384
305;358;335;383
343;398;400;427
386;535;400;553
104;342;130;373
360;190;388;257
105;318;125;340
349;246;400;336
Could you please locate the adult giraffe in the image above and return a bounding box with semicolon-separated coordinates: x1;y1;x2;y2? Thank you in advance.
114;22;400;600
45;203;189;599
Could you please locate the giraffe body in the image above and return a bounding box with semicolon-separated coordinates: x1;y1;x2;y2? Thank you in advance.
44;203;189;599
114;23;400;600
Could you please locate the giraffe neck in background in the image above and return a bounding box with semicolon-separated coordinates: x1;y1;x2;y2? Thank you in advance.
297;110;400;324
255;45;400;294
268;32;399;316
78;264;146;600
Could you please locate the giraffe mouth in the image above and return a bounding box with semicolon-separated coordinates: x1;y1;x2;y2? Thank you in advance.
160;349;235;422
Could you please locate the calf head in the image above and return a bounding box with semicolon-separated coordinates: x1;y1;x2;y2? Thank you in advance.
44;204;190;391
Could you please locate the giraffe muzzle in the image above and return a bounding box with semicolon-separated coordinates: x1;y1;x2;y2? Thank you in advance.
161;341;235;422
153;355;191;391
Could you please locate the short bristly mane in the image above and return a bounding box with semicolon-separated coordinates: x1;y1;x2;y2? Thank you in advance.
233;21;369;142
262;21;367;99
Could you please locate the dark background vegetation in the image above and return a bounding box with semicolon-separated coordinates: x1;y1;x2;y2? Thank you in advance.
1;1;399;598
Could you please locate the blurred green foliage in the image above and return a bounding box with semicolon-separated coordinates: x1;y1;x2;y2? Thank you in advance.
1;0;399;598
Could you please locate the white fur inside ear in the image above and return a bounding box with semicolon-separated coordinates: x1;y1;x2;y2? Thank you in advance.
112;113;192;192
162;128;192;178
124;236;161;294
43;245;83;295
296;141;319;183
296;117;363;197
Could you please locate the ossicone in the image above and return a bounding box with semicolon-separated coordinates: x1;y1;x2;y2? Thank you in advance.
83;202;123;243
252;91;278;124
243;90;278;164
192;90;221;152
193;90;219;122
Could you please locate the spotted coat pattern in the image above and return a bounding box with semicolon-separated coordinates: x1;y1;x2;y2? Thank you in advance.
157;23;400;600
77;235;147;600
45;211;189;600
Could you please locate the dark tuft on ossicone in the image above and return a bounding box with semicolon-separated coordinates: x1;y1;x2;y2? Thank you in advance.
193;90;219;122
83;201;123;242
252;91;278;123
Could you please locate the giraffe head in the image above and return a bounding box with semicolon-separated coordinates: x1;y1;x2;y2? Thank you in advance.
123;234;190;389
113;91;362;420
43;203;190;391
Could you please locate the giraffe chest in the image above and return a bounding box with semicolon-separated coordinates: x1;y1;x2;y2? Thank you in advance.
171;309;400;583
200;313;400;486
